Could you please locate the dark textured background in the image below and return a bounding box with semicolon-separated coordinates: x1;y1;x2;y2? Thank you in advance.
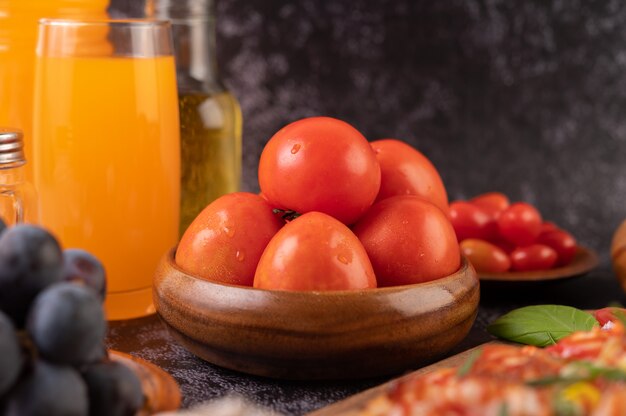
111;0;626;261
108;0;626;414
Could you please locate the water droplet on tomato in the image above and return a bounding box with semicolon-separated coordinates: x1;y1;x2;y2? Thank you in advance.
236;250;245;261
223;226;235;237
291;144;301;154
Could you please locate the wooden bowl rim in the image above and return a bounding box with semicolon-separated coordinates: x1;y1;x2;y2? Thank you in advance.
164;246;476;296
109;350;181;414
478;245;598;282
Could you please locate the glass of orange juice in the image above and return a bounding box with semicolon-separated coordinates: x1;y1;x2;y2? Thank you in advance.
32;19;180;320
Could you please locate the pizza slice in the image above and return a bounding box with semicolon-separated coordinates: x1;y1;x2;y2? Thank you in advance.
358;312;626;415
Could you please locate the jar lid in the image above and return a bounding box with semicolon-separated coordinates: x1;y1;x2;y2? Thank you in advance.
0;128;26;166
146;0;214;19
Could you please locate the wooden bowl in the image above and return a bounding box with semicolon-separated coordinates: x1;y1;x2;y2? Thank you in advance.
153;248;479;380
611;220;626;293
109;350;181;415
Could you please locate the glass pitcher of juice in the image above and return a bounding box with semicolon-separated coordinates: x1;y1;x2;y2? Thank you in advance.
0;0;109;182
33;19;180;320
147;0;243;235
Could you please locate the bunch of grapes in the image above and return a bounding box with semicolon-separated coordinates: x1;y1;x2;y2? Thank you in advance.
0;221;144;416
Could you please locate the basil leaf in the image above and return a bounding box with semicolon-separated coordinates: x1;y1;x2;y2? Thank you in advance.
527;362;626;386
553;393;578;416
456;348;482;377
526;375;574;387
487;305;599;347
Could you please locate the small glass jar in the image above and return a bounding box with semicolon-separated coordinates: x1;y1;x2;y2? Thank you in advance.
0;128;37;225
147;0;243;235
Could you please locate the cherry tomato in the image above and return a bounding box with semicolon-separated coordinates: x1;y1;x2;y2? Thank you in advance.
489;236;516;254
497;202;542;246
536;229;577;266
540;221;559;234
509;244;558;271
460;239;511;273
176;193;284;286
593;307;626;327
370;139;448;214
449;201;497;242
253;212;376;290
258;117;381;225
353;196;460;286
469;192;509;219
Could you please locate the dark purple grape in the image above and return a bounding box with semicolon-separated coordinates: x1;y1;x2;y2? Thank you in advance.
0;310;22;396
0;217;7;235
62;248;107;300
27;283;106;366
82;360;144;416
4;360;88;416
0;225;64;326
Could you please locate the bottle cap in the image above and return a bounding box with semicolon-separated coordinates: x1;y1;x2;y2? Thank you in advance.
146;0;213;19
0;128;26;166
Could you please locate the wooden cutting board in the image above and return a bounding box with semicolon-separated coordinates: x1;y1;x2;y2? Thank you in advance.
308;342;493;416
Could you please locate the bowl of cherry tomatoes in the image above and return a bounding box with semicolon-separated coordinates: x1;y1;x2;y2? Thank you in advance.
153;117;479;380
450;192;598;282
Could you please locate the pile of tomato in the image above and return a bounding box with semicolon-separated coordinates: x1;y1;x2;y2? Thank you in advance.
450;194;578;273
175;116;460;290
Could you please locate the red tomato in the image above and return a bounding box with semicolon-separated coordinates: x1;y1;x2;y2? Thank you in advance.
594;307;626;327
460;239;511;273
470;192;509;219
175;192;284;286
510;244;558;271
536;229;577;266
490;236;516;254
353;196;460;286
449;201;497;242
540;221;559;234
253;212;376;290
497;202;542;246
258;117;381;225
370;139;448;214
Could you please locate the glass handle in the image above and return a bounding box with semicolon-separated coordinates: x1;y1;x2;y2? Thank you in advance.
0;188;24;226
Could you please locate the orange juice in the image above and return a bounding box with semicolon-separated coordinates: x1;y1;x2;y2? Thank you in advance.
33;54;180;320
0;0;108;181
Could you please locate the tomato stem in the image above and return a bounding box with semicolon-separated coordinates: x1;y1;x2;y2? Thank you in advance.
273;208;301;222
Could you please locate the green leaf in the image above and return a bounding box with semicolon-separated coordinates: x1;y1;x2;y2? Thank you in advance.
456;348;482;377
527;361;626;386
487;305;599;347
553;392;579;416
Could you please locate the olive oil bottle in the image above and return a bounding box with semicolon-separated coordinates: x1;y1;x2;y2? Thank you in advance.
147;0;242;235
179;91;241;234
